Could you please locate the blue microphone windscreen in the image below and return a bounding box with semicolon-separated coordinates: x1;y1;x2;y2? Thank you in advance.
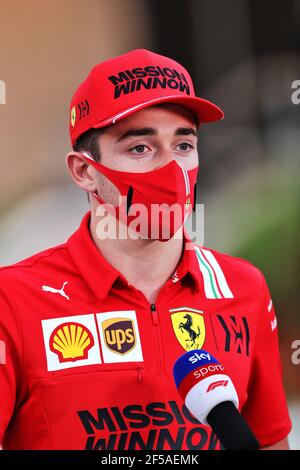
173;349;219;389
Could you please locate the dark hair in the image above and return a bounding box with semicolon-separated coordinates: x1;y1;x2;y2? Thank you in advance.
74;127;104;162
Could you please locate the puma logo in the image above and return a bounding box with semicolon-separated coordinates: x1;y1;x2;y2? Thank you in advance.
42;281;70;300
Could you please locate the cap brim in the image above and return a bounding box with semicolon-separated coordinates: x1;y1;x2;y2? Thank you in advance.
92;95;224;130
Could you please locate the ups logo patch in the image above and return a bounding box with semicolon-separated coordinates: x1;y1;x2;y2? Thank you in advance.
96;310;144;363
103;318;136;355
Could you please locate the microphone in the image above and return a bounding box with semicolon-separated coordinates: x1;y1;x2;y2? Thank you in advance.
173;349;259;450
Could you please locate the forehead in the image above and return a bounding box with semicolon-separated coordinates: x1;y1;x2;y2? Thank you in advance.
105;104;197;136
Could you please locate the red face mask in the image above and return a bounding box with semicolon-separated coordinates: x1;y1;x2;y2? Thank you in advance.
80;152;198;241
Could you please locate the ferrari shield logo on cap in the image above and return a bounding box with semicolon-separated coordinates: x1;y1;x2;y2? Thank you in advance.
70;105;77;127
170;307;205;351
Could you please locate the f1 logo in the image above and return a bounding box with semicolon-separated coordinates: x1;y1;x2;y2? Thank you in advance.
207;380;228;392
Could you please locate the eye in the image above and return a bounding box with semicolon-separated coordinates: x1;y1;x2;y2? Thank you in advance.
177;142;194;152
129;144;150;154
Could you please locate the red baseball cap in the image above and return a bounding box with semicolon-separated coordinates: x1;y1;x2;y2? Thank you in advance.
69;49;224;147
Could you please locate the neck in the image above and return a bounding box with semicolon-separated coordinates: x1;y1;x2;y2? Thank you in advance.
89;209;184;304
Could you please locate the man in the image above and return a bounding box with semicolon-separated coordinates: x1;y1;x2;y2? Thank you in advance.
0;49;291;450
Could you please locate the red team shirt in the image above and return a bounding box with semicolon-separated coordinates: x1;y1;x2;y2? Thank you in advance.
0;211;291;449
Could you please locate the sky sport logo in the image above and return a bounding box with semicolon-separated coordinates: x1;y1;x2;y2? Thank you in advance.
94;198;204;246
0;80;6;104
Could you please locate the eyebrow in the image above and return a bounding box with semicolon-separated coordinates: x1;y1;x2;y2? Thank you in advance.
117;127;197;142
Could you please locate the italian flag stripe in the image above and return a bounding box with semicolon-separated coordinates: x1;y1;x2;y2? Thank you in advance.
200;248;224;297
195;246;222;299
169;307;203;314
194;246;233;299
201;248;234;299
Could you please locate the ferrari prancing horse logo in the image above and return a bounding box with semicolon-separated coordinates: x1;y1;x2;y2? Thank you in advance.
170;307;206;351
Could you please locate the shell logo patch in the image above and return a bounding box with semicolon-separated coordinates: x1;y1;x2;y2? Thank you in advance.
170;307;206;351
97;310;143;364
42;314;101;371
49;322;94;362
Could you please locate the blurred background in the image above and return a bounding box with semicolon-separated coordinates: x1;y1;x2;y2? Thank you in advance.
0;0;299;448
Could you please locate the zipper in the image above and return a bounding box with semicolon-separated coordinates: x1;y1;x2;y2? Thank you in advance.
137;366;144;382
125;282;167;377
150;303;164;374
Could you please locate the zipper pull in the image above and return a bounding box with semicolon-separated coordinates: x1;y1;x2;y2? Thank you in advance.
137;366;144;382
150;303;159;326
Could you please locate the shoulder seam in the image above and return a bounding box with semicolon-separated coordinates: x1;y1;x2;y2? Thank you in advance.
0;244;68;273
195;244;262;272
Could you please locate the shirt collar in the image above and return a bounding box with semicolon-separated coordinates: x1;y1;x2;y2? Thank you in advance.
67;211;201;301
67;211;121;301
172;228;202;293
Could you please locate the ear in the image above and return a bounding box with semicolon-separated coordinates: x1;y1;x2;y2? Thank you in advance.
65;151;98;193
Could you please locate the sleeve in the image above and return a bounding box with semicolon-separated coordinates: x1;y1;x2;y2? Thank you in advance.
0;284;25;442
241;274;292;447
